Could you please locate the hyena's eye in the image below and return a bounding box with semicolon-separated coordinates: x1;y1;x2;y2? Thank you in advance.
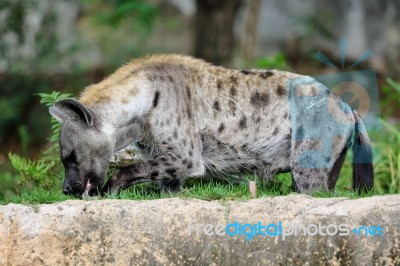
63;151;78;166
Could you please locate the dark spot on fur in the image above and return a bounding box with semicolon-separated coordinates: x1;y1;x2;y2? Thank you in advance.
187;161;193;169
230;75;238;85
228;100;236;114
240;70;255;75
273;127;279;135
297;127;304;140
283;113;288;119
311;86;317;95
182;159;188;165
188;150;193;156
186;107;192;119
277;85;286;96
303;183;310;189
250;92;269;107
217;80;222;90
166;168;177;177
239;116;247;129
167;146;174;151
259;71;274;79
167;137;172;141
150;161;159;167
230;86;237;97
136;141;145;149
160;157;167;162
310;141;319;149
218;123;225;133
186;86;191;100
191;141;194;149
153;91;160;108
164;162;173;167
229;145;238;153
213;101;220;111
150;171;159;180
168;76;174;82
173;130;178;139
238;166;248;173
177;116;181;125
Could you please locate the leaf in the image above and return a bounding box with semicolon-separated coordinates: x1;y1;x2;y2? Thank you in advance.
387;78;400;94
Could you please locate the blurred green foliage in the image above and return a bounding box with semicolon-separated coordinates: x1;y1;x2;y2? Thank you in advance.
88;0;158;32
374;119;400;194
2;91;71;200
9;153;59;190
381;78;400;118
255;53;288;70
38;91;72;146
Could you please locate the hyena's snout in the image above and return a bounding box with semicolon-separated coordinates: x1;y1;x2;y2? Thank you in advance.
63;177;103;197
62;179;86;196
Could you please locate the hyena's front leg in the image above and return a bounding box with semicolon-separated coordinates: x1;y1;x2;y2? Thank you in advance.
102;156;196;194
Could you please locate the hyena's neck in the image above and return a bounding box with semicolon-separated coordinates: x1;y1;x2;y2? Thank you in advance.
80;74;154;151
94;105;148;152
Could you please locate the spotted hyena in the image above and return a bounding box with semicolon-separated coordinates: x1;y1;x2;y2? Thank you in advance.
49;54;373;197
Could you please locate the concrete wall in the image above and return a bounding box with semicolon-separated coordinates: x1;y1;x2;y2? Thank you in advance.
0;195;399;265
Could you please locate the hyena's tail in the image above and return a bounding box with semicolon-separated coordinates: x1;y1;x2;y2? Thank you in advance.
352;111;374;192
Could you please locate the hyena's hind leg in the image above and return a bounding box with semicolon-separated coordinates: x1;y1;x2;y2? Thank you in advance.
291;136;351;193
291;166;331;193
327;147;348;190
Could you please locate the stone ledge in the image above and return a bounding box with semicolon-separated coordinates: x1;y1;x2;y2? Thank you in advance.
0;195;399;265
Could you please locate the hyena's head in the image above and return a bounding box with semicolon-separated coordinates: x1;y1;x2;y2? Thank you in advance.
49;99;113;197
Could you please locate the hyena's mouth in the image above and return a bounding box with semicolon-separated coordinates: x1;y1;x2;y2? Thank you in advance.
82;180;92;199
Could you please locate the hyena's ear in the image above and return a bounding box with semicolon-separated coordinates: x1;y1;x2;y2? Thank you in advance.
49;98;97;126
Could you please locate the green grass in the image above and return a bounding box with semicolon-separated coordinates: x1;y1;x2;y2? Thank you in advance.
0;188;74;205
0;173;380;205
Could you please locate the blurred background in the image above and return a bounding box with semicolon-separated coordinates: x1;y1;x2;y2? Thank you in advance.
1;0;399;198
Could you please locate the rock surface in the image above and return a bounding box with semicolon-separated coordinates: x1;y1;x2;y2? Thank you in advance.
0;195;399;265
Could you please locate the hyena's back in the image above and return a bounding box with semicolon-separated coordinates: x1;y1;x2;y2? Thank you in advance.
80;54;373;193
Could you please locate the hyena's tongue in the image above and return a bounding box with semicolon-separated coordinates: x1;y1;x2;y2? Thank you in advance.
82;180;92;199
